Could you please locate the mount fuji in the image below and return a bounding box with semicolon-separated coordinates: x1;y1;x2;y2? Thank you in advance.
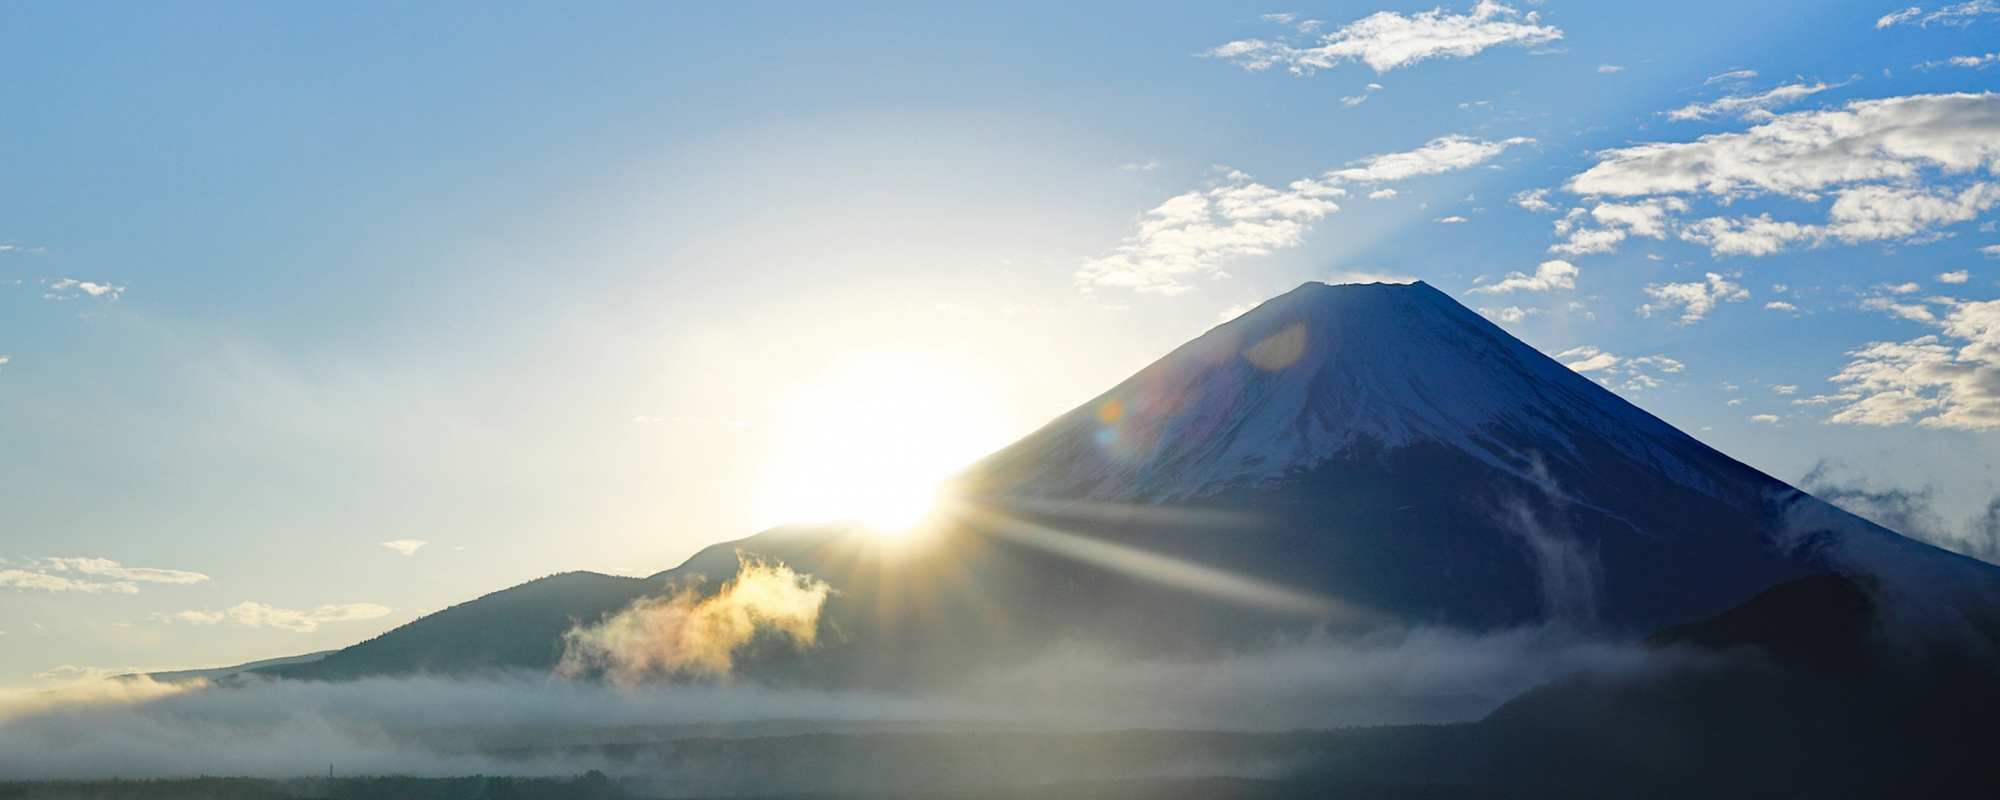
260;281;1999;685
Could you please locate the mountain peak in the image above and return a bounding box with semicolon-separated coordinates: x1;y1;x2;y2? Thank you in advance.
963;280;1707;504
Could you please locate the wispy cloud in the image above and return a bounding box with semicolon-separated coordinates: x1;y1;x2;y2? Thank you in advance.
1079;136;1530;293
1552;93;2000;257
1471;260;1577;294
1205;1;1561;75
1875;1;1997;28
0;558;209;594
380;540;427;556
1664;80;1845;121
1076;174;1342;295
0;571;138;594
1327;134;1532;182
161;601;390;632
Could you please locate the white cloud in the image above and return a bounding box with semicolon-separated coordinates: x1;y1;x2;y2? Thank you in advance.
1551;346;1685;390
1664;81;1844;122
1555;93;2000;257
1368;188;1399;200
1808;294;2000;428
1121;160;1161;171
1470;259;1577;293
1328;135;1533;183
1883;281;1923;293
381;540;427;556
1550;197;1691;255
1597;64;1624;74
1947;53;2000;67
1512;188;1555;212
1982;244;2000;257
1767;301;1800;311
43;278;125;301
1436;215;1468;223
1079;136;1529;293
1749;414;1782;423
163;601;392;632
1554;345;1620;372
1641;272;1749;324
1205;1;1562;75
1875;1;1997;27
1940;269;1971;282
1481;306;1536;322
1773;384;1799;394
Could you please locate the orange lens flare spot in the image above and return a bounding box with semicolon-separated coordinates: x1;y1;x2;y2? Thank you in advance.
1096;399;1125;424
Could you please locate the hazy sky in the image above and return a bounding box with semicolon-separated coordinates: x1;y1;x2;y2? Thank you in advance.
5;1;2000;683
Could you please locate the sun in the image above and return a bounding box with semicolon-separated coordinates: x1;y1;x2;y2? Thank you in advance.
761;357;1003;533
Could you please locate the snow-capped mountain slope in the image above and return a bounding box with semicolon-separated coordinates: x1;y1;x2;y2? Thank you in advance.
965;281;1719;505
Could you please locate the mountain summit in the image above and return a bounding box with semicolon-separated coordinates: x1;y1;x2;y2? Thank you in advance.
968;281;1720;505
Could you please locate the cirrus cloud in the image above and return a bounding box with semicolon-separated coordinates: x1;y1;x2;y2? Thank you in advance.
161;601;391;633
1206;1;1561;75
1079;136;1532;294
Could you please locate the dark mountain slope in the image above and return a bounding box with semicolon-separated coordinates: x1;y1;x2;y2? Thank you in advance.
255;572;652;680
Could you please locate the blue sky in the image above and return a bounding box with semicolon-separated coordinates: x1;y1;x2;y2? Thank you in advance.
4;1;2000;682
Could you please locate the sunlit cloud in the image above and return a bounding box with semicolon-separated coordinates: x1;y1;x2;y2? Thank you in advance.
1206;1;1562;75
557;554;829;685
380;540;427;556
1802;294;2000;428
